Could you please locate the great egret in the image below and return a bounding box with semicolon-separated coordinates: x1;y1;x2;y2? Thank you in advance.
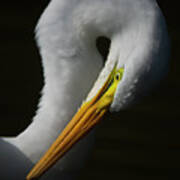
1;0;170;179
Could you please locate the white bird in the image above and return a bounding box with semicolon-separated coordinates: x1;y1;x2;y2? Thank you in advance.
0;0;170;179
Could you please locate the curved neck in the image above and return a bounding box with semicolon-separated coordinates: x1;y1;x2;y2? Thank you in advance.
8;40;101;165
5;0;169;167
7;3;103;164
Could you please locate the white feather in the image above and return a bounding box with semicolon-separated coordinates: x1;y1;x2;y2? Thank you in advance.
1;0;169;179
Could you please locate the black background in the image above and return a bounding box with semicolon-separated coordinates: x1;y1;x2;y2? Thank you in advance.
0;0;179;179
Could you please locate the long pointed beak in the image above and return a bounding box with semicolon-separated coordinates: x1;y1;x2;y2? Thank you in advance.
26;65;124;180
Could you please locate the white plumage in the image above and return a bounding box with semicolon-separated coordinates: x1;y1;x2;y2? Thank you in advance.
0;0;169;179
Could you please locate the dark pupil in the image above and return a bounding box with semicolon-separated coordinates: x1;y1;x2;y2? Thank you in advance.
116;74;120;80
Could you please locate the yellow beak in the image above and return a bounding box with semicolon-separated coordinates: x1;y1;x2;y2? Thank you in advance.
26;65;124;180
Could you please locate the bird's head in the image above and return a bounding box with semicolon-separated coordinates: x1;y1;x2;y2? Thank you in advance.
27;63;125;179
27;0;170;179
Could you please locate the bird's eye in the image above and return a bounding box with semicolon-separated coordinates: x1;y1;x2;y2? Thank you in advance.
115;72;121;81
